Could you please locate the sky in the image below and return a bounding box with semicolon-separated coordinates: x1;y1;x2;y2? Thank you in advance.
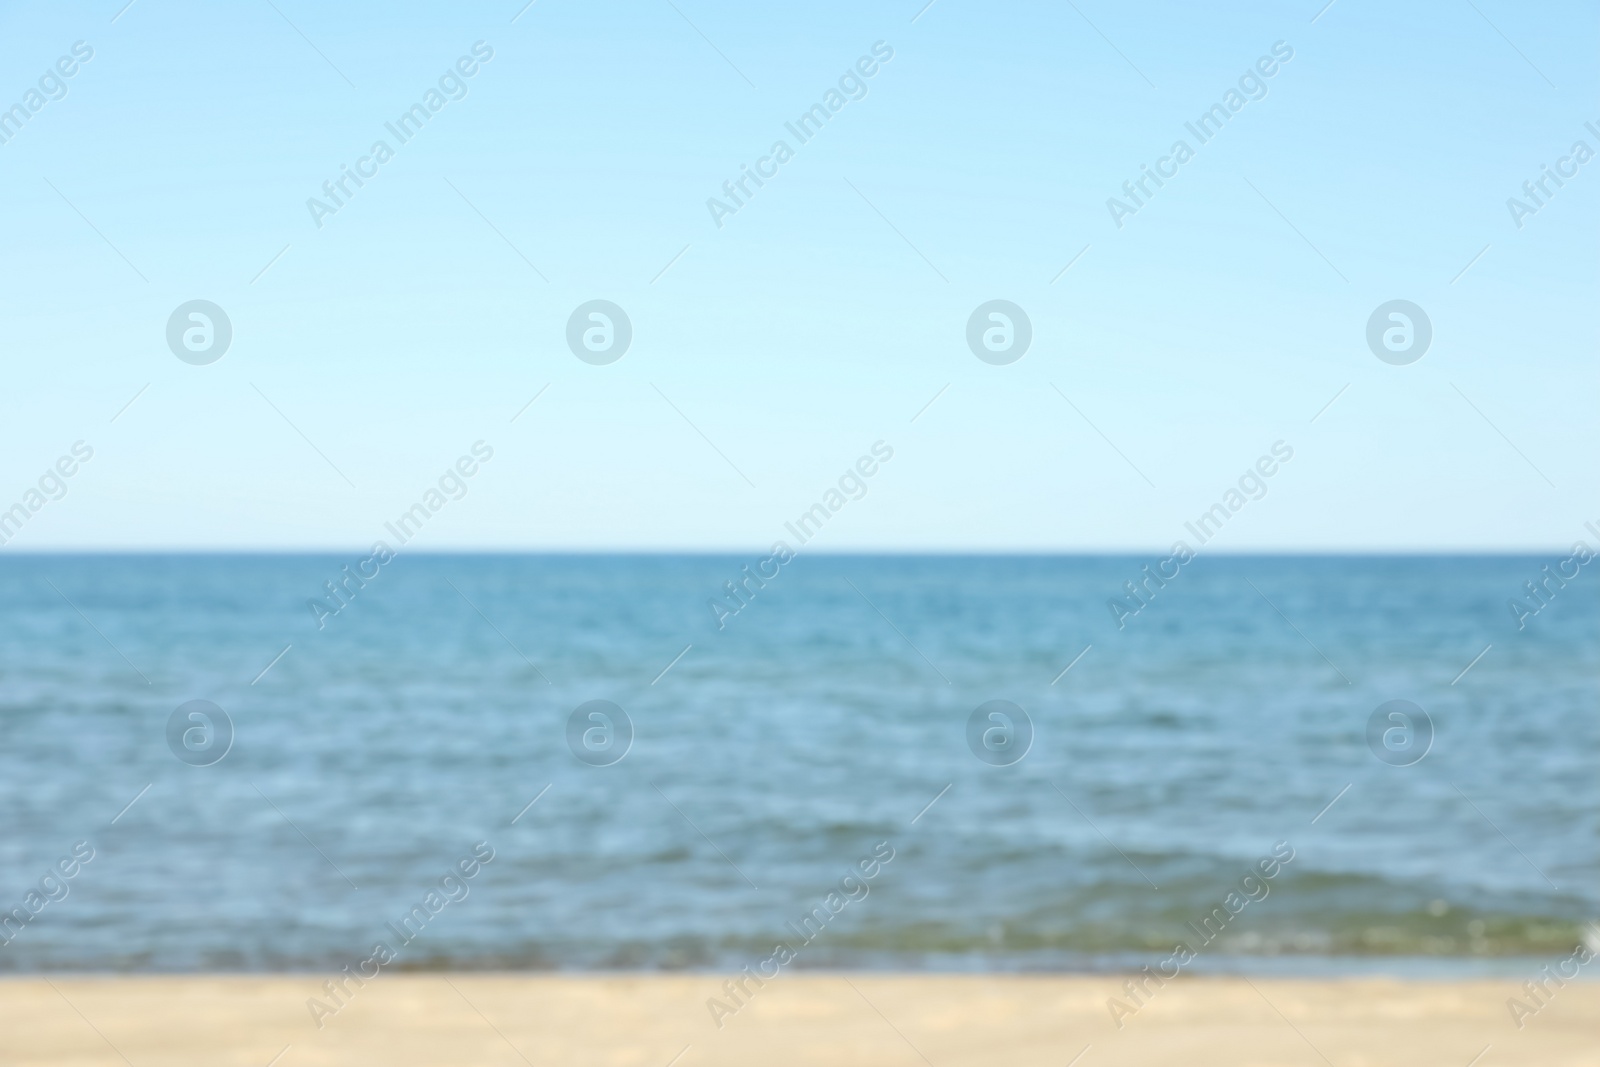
0;0;1594;551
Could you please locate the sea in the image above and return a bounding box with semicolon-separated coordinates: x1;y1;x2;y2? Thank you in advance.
0;554;1594;975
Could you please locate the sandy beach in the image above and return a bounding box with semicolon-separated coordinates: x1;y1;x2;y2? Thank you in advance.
3;974;1594;1066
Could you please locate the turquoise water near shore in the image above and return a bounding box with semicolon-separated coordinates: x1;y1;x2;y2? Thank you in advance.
0;554;1594;973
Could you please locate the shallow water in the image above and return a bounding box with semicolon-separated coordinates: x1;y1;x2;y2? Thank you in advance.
0;554;1594;973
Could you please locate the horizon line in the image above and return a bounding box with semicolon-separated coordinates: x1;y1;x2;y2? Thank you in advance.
0;546;1579;557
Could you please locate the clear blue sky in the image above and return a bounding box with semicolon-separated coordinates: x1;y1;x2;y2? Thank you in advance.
0;0;1593;550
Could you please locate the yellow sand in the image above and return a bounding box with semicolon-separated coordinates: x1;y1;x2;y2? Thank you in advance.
2;974;1594;1066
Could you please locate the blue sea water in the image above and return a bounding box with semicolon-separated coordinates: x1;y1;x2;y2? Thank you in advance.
0;553;1594;974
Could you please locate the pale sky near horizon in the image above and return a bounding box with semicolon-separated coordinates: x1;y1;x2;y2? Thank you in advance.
0;0;1594;551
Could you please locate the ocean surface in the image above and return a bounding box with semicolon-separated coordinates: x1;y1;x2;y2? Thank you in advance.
0;554;1594;975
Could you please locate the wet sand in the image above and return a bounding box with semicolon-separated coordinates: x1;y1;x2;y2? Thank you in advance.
2;973;1594;1066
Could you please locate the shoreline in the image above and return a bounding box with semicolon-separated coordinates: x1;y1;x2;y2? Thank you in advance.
2;952;1595;979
